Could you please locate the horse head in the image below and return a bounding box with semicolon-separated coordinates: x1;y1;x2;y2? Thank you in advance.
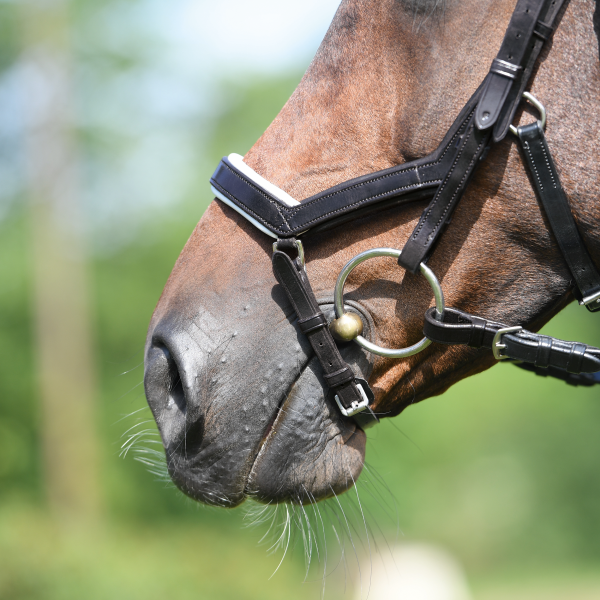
144;0;600;507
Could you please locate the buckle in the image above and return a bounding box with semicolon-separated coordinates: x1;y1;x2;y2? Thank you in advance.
580;290;600;311
492;326;523;360
272;239;305;269
334;383;370;417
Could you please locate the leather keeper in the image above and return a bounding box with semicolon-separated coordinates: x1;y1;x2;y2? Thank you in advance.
298;313;328;334
275;238;300;252
467;316;488;348
566;343;587;374
323;367;355;388
533;21;553;41
534;335;553;368
490;58;522;80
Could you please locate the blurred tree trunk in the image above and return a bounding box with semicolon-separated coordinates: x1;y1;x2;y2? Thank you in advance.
20;0;101;522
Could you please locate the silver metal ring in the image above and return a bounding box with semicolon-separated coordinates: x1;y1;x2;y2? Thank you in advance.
509;91;546;136
333;248;445;358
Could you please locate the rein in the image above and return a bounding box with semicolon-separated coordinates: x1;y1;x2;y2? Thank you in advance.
210;0;600;428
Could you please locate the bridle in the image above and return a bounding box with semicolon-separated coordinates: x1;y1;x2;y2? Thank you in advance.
210;0;600;429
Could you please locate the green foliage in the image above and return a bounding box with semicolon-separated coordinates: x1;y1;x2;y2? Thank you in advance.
0;209;40;498
0;3;20;71
0;501;339;600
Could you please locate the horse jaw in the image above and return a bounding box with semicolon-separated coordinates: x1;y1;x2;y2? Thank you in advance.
144;202;373;507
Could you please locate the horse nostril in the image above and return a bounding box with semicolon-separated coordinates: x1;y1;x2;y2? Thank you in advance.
145;336;204;458
145;342;188;416
162;347;186;414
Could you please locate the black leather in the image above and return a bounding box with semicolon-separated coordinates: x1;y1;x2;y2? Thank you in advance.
210;0;596;401
494;0;568;141
210;0;569;236
475;0;547;131
397;0;571;273
517;122;600;312
398;113;491;273
512;361;600;386
272;246;379;429
423;307;600;374
210;84;484;238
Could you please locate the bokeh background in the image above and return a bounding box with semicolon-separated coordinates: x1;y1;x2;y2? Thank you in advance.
1;1;600;599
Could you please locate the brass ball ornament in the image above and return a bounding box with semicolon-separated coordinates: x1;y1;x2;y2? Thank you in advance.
329;312;364;342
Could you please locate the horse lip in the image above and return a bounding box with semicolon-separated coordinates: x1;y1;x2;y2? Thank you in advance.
248;366;304;482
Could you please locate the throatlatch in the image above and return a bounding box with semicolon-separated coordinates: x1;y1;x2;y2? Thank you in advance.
211;0;600;428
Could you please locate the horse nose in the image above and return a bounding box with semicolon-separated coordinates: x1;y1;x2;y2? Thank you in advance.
144;335;204;456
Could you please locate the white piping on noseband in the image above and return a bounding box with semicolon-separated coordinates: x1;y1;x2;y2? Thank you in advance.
228;154;300;207
211;153;300;239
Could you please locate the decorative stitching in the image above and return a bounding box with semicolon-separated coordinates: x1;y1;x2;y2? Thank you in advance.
410;108;477;241
211;180;291;233
539;139;557;189
221;163;293;229
221;111;469;216
214;176;442;234
427;133;488;241
213;105;476;235
522;140;544;192
287;117;468;212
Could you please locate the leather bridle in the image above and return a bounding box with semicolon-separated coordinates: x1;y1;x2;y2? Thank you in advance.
210;0;600;429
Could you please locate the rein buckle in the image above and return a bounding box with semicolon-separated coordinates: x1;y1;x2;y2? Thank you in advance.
492;326;523;360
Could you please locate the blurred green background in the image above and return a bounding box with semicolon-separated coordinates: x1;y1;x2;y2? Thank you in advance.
1;1;599;599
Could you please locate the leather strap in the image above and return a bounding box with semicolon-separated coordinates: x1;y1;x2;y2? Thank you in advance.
398;113;491;273
475;0;547;131
494;0;568;142
517;122;600;312
512;361;600;386
272;244;379;429
423;307;600;373
397;0;568;274
210;83;484;238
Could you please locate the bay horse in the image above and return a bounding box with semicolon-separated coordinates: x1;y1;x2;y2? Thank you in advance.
144;0;600;509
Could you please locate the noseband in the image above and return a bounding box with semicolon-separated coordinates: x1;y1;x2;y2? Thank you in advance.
211;0;600;429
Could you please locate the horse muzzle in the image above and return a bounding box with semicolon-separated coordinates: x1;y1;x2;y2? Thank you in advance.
144;282;375;506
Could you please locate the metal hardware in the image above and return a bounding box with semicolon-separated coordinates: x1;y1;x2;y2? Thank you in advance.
492;326;523;360
509;92;546;136
334;248;445;358
334;382;370;417
329;312;364;341
273;239;305;269
580;290;600;308
490;58;522;80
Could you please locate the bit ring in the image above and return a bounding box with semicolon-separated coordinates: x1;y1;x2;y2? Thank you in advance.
333;248;445;358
